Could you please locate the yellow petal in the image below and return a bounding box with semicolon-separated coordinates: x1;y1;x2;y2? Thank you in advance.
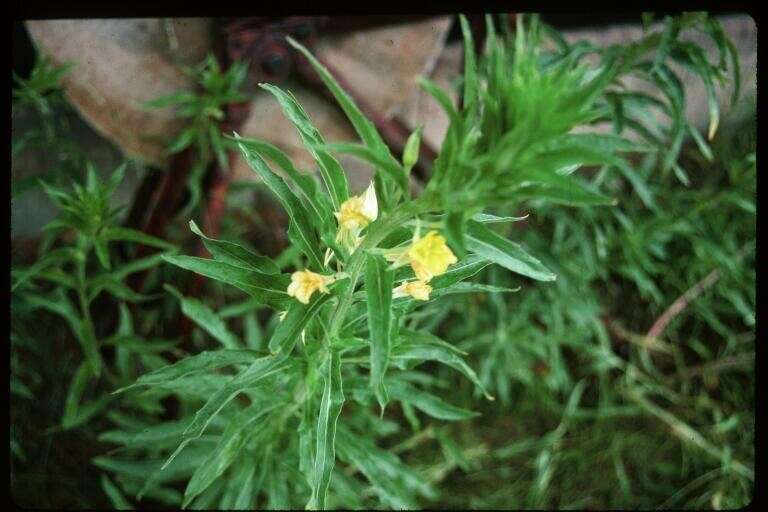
393;280;432;301
406;231;457;282
287;270;334;304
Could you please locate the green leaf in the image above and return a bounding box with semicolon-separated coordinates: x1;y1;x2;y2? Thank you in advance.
88;276;159;303
217;461;254;509
336;427;435;509
143;90;198;109
182;402;278;508
167;127;198;154
320;142;408;195
11;247;82;292
472;212;529;224
287;37;397;166
165;284;241;349
466;221;556;281
102;227;176;250
671;42;720;140
417;77;460;129
110;252;173;281
61;361;92;429
100;475;134;510
162;254;290;309
613;160;657;210
63;395;112;430
163;354;295;470
510;155;617;206
93;235;111;270
459;14;478;109
21;290;103;377
365;254;394;412
268;292;333;354
226;460;258;510
387;379;478;421
307;349;345;510
235;135;325;269
114;349;262;394
99;417;194;447
428;254;492;289
393;329;493;399
444;210;468;257
546;133;654;155
428;282;518;300
138;442;218;500
256;85;349;211
232;136;333;226
189;220;279;274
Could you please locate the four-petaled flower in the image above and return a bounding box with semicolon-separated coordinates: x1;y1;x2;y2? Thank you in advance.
393;280;432;301
390;230;457;283
287;270;335;304
335;182;378;251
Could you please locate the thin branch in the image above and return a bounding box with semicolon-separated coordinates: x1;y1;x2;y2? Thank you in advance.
645;268;722;341
645;243;753;342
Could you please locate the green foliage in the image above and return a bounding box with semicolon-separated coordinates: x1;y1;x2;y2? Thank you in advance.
11;53;90;197
12;53;74;117
145;54;249;215
11;11;752;511
11;164;176;430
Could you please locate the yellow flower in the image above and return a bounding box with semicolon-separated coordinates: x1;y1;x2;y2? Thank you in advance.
406;230;457;282
287;270;335;304
335;182;378;251
393;280;432;301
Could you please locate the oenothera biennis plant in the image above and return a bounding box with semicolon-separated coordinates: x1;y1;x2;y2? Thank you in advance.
114;14;669;509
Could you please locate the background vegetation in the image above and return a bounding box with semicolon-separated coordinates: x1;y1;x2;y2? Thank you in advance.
11;12;755;510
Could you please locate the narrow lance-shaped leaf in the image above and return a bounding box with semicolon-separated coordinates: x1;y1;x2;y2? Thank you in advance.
182;402;279;508
100;474;134;510
62;361;91;428
319;143;408;195
387;379;479;421
20;290;103;377
235;134;325;269
287;37;408;201
512;170;617;207
11;247;83;292
269;292;333;354
393;329;494;400
162;354;295;470
336;426;435;509
365;254;394;412
459;14;478;109
256;85;350;211
162;254;291;309
444;210;468;257
93;235;111;270
164;284;241;349
189;220;279;274
102;226;176;250
231;136;333;226
287;36;397;164
466;221;557;282
113;349;262;394
307;349;345;510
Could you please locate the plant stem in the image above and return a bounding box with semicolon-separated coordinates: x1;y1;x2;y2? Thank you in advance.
75;241;101;377
325;202;425;341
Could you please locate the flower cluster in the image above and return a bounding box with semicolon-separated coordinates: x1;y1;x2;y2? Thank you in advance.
287;184;458;305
